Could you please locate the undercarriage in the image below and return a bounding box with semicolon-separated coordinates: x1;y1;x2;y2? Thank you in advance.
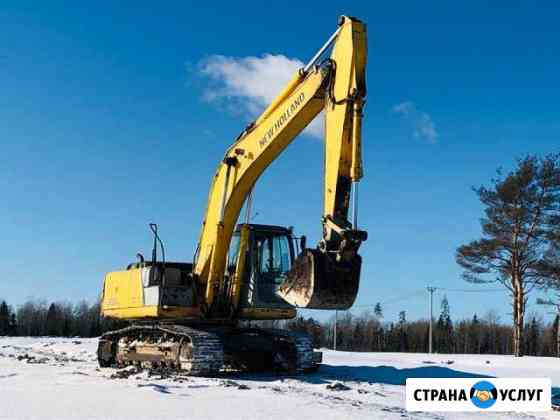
98;324;322;376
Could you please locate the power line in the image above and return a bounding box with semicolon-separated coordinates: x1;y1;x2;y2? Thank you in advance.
352;290;425;309
435;287;503;293
349;287;504;311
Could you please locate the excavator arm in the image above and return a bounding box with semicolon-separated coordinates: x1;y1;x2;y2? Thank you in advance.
193;16;367;314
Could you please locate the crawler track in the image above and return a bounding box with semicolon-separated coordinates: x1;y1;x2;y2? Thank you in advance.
98;324;224;375
261;328;318;372
98;324;321;376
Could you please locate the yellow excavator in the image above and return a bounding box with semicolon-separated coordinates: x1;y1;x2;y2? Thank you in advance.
98;15;367;375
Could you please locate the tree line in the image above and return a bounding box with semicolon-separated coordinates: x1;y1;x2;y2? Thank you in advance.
282;296;560;357
0;299;125;338
2;295;560;357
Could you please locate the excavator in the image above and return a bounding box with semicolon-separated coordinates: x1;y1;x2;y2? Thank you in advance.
98;15;367;375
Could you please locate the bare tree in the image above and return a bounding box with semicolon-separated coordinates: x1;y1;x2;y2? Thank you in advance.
456;154;560;356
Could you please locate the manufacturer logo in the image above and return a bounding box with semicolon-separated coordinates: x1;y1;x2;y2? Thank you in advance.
258;92;305;149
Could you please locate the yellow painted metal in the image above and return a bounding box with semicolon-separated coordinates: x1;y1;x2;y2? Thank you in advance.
102;306;159;318
102;305;200;319
101;269;144;312
230;224;249;308
238;307;297;320
101;269;200;319
255;72;304;125
350;98;364;181
324;17;367;220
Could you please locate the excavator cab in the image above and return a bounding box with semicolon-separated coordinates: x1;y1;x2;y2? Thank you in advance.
228;223;362;316
228;224;296;319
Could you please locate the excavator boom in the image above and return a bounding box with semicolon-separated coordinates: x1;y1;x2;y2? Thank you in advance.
194;16;367;314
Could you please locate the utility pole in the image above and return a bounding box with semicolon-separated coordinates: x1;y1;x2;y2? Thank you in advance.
333;310;338;351
427;286;436;354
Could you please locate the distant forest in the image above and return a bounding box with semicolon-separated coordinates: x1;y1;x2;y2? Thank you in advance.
0;299;125;338
1;296;559;357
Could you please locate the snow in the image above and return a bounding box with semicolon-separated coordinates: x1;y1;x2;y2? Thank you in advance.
1;337;559;419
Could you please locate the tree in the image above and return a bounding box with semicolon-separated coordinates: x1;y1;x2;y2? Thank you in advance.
537;296;560;357
526;317;540;356
550;314;560;357
374;302;383;319
353;319;365;350
482;310;503;354
397;311;409;351
17;299;48;336
456;154;560;356
59;301;75;336
455;320;469;353
469;314;481;354
74;300;91;337
436;295;454;353
46;303;63;336
9;313;17;335
398;311;406;326
286;316;325;348
0;301;10;335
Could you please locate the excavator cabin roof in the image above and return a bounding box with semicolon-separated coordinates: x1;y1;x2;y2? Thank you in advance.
234;224;293;235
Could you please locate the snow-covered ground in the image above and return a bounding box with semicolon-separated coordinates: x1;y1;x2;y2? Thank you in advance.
0;337;559;419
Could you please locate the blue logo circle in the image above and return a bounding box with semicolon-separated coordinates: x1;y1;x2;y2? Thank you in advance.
470;380;498;409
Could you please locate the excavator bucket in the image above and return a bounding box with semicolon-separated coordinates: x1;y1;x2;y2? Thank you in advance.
277;248;361;310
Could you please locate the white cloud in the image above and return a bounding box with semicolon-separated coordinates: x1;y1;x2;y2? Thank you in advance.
392;101;415;116
198;54;323;139
392;101;439;143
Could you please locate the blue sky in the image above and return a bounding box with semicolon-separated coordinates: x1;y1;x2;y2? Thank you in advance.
1;2;559;324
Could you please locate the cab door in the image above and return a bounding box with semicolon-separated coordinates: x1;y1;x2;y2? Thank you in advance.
233;226;296;314
255;234;292;304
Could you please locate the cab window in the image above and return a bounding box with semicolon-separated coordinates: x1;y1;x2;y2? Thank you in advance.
227;233;241;273
257;234;291;283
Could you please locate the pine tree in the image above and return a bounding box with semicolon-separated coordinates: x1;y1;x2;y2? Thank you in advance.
0;301;10;335
374;302;383;319
456;154;560;356
398;311;406;325
527;317;540;356
397;311;409;351
436;295;454;353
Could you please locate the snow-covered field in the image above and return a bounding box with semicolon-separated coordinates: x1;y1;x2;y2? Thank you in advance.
0;337;559;419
